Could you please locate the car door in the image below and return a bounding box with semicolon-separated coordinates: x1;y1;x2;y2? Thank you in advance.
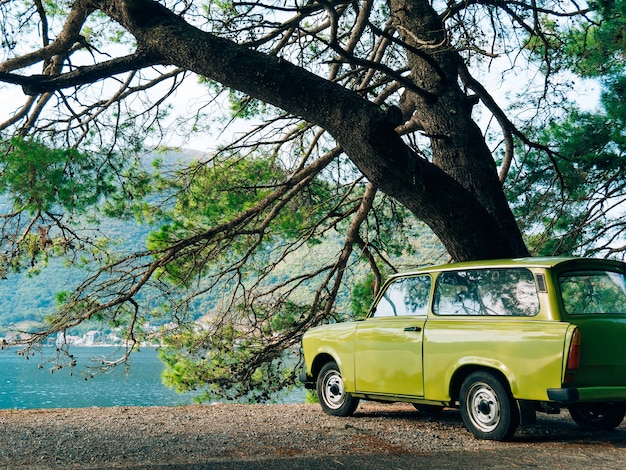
354;275;431;397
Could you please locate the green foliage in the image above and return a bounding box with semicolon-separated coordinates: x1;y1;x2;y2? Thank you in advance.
227;91;266;120
600;74;626;127
506;0;626;257
146;154;335;282
507;108;626;256
159;325;299;403
0;138;158;279
42;0;68;16
0;141;442;403
524;1;626;78
557;1;626;139
559;1;626;77
305;389;319;404
351;273;377;319
0;139;117;214
140;148;443;400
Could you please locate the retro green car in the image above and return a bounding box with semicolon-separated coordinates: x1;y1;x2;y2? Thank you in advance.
300;257;626;440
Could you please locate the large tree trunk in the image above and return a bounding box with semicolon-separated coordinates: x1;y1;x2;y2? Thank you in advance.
78;0;528;261
389;0;529;259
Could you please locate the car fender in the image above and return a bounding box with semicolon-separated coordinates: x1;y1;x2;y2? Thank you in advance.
302;323;358;391
423;355;518;402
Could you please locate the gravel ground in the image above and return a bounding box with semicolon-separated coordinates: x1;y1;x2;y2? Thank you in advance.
1;402;626;469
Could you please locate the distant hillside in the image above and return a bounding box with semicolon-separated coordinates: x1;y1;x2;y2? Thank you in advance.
0;212;154;334
0;148;204;333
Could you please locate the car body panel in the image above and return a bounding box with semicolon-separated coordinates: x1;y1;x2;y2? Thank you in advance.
354;316;427;396
567;317;626;386
301;322;358;391
549;259;626;391
422;319;572;401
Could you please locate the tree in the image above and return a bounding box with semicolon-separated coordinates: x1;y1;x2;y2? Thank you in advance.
0;0;621;400
506;0;626;256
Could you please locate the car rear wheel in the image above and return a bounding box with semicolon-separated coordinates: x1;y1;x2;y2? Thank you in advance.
316;361;359;417
568;402;626;431
460;371;519;441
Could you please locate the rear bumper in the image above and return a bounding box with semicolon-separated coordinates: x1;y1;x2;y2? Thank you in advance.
547;386;626;404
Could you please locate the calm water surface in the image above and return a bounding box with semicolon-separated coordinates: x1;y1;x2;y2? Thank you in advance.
0;347;304;409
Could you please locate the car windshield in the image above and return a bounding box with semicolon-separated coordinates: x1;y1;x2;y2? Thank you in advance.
559;270;626;315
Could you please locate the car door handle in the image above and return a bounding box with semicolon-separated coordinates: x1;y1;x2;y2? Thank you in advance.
404;326;422;332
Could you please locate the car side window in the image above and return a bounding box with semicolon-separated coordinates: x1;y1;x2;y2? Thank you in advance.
372;275;431;317
434;268;539;316
559;270;626;315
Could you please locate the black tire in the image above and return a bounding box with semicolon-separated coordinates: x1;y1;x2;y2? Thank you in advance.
568;402;626;431
459;371;519;441
413;403;445;414
316;361;359;417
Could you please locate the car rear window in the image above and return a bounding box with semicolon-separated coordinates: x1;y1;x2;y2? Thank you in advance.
559;270;626;315
434;268;539;316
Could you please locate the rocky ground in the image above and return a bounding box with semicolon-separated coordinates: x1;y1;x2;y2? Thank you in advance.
1;402;626;469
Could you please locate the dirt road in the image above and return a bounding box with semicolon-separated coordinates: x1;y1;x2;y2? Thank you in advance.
1;402;625;469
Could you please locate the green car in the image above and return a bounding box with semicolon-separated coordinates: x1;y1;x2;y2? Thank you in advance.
300;257;626;440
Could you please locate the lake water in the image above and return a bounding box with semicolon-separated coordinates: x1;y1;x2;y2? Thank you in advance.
0;346;305;409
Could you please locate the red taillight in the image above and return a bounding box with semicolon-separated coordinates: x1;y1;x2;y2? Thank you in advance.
566;328;581;371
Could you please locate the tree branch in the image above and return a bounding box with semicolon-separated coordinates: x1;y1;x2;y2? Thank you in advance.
0;0;94;73
1;51;164;96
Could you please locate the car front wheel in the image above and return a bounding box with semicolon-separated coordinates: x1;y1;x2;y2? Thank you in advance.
316;361;359;417
460;371;519;441
568;402;626;431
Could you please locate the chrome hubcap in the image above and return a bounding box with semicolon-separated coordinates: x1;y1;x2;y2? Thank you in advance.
323;371;345;409
467;382;500;432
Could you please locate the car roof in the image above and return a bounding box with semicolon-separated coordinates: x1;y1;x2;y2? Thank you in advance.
390;256;626;278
